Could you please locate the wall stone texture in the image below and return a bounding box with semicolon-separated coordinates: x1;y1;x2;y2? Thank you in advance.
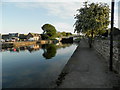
94;37;120;74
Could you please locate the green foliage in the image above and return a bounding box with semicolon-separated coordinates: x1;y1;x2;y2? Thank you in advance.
61;32;66;36
41;34;49;40
66;32;72;37
61;32;72;37
74;2;110;37
41;24;57;39
56;32;72;38
56;32;62;38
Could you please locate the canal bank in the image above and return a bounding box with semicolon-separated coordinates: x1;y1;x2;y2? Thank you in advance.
55;39;120;88
2;40;54;49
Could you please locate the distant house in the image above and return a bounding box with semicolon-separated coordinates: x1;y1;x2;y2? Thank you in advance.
19;34;27;41
27;33;41;41
9;33;19;41
2;33;19;42
10;37;19;42
2;34;9;41
1;34;5;42
9;33;19;37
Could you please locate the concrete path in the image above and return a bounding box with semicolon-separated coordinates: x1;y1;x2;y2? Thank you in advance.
57;39;120;88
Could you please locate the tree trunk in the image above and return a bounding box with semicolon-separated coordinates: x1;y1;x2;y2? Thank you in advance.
88;37;92;48
88;30;93;48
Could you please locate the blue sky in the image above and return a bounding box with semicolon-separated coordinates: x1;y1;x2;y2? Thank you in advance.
1;0;120;34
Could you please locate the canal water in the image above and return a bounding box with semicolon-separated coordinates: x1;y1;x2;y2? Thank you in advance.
2;42;78;88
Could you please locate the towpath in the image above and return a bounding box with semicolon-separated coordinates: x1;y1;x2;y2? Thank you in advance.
57;39;120;88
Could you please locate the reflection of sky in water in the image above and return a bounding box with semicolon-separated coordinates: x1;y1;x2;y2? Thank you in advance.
2;44;77;88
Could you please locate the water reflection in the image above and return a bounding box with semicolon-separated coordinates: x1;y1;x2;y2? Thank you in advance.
2;42;78;88
27;44;41;53
1;42;76;60
42;44;57;59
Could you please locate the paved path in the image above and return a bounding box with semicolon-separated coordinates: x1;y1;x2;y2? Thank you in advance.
57;39;120;88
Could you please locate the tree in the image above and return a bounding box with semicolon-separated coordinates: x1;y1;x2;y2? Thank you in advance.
41;34;49;40
56;32;62;38
74;2;110;48
41;24;57;39
61;32;66;36
66;32;72;37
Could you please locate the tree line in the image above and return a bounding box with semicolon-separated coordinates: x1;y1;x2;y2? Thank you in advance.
41;24;72;40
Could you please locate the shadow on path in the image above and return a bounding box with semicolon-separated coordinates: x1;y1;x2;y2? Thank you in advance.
56;39;120;88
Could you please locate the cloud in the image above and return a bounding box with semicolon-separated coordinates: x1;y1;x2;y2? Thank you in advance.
15;2;43;9
6;1;118;20
53;22;74;33
7;1;118;19
14;2;82;19
0;1;2;6
2;0;119;33
15;2;80;32
41;2;82;19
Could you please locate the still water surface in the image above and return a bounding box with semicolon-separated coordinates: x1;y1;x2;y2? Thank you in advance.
2;43;78;88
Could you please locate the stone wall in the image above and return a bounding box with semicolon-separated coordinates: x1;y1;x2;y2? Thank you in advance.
94;38;120;74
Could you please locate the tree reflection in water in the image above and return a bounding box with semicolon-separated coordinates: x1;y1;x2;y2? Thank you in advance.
1;42;76;60
42;44;56;59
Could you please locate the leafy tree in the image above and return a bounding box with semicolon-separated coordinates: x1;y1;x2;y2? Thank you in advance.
74;2;110;48
56;32;62;38
41;24;57;39
41;34;49;40
56;32;72;38
66;32;72;37
61;32;66;36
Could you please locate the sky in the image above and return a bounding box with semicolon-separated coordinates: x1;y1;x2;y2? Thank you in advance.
0;0;120;34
